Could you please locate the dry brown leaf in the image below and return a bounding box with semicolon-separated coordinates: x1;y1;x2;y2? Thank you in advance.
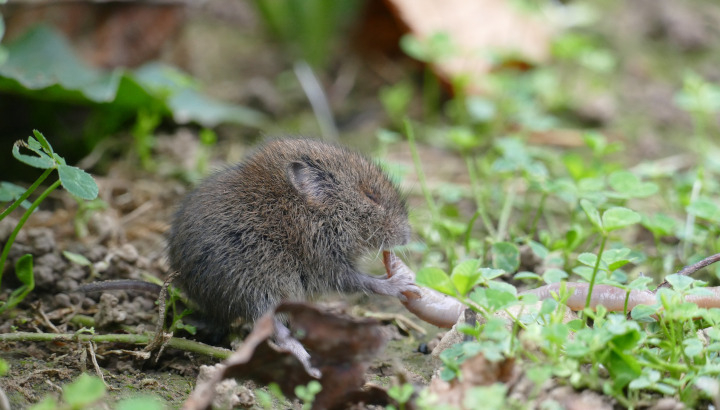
184;302;395;410
386;0;554;93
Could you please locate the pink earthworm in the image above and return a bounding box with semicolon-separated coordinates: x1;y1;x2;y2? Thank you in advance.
383;252;720;328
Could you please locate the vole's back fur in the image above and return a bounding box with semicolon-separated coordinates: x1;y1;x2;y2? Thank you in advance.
167;139;412;332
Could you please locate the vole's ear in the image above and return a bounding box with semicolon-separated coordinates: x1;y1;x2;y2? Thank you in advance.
288;161;332;204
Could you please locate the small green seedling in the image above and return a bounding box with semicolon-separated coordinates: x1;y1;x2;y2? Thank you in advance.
0;130;98;314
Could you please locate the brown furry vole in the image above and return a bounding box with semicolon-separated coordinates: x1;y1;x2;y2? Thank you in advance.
167;139;416;337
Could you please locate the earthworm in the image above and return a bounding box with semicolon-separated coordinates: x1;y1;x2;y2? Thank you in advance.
383;251;465;328
383;252;720;328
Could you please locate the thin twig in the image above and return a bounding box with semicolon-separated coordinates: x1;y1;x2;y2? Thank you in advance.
147;271;178;362
676;253;720;276
87;341;108;387
658;252;720;289
34;302;60;333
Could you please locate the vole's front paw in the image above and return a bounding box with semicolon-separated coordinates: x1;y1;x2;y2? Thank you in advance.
375;273;420;302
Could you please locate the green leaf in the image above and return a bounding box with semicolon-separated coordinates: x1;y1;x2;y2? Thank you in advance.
514;271;540;280
608;170;658;198
169;88;266;128
580;199;602;231
602;207;640;232
62;373;106;407
527;240;549;259
0;181;32;209
57;164;98;200
641;213;677;237
665;274;694;291
0;27;265;129
116;396;164;410
416;267;455;296
542;268;568;284
450;259;480;296
578;252;598;267
29;397;58;410
1;254;35;313
479;267;505;280
12;141;55;169
32;130;54;155
627;276;652;291
485;288;518;310
683;338;703;357
687;198;720;222
0;358;8;376
62;251;92;266
491;242;520;273
469;287;517;311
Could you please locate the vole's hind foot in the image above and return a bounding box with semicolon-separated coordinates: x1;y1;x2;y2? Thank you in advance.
273;320;322;378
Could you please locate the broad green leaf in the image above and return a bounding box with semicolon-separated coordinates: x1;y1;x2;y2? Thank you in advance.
0;26;122;101
607;259;630;271
491;242;520;273
628;277;652;291
13;254;34;290
514;271;540;280
450;259;480;296
542;323;569;344
2;254;35;312
62;373;106;407
630;304;656;322
57;164;98;200
665;274;694;291
572;266;595;282
487;280;517;295
0;27;265;129
29;397;58;410
169;88;266;128
12;141;55;169
542;268;568;284
479;267;505;281
608;170;658;198
609;171;639;192
580;199;602;230
486;288;518;311
602;207;640;231
578;252;598;267
116;396;164;410
683;338;703;357
641;213;677;236
527;240;549;259
602;248;631;263
0;181;32;208
687;198;720;222
416;267;455;296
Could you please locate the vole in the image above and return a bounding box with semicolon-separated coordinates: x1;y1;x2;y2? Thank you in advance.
83;138;418;372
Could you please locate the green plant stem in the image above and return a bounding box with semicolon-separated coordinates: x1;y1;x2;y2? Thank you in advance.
0;179;61;281
529;192;547;238
584;234;607;310
465;156;497;238
404;119;439;220
496;181;518;241
0;168;53;221
682;168;703;259
423;68;439;120
0;331;231;360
